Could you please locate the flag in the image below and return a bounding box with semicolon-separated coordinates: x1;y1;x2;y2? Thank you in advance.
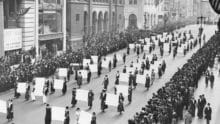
17;7;31;16
209;0;220;14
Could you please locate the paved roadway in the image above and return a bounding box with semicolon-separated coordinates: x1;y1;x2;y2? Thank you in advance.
0;25;216;124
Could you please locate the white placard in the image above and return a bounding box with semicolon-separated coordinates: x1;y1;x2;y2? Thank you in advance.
52;106;65;121
54;79;64;90
178;47;184;53
83;59;91;67
106;93;119;107
34;78;45;96
119;73;129;82
163;32;167;37
127;67;135;73
116;85;128;96
102;60;109;68
76;89;89;102
78;111;92;124
91;56;98;64
151;36;156;41
0;100;7;114
145;38;150;43
116;54;123;61
136;75;146;84
164;43;170;52
17;83;27;94
129;44;135;49
4;28;22;51
78;70;88;79
144;45;150;51
89;64;98;73
58;68;67;77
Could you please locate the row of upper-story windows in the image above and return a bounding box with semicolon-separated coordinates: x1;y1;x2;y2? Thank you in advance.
74;0;124;4
129;0;137;5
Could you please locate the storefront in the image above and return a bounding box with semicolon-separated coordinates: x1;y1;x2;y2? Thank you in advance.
36;0;66;57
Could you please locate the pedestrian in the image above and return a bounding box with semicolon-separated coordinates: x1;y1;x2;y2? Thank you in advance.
100;89;107;112
76;108;81;124
205;71;210;87
91;112;96;124
115;71;120;85
128;86;132;104
209;72;215;88
31;85;36;101
123;66;127;73
6;99;13;122
25;83;30;101
108;61;112;72
123;53;126;64
43;85;49;104
71;88;77;107
151;69;155;85
87;69;91;83
184;111;192;124
204;103;212;124
127;47;130;55
113;54;117;68
45;104;51;124
88;90;94;109
102;75;109;90
117;93;125;114
77;72;82;88
62;78;67;95
145;74;150;90
64;106;70;124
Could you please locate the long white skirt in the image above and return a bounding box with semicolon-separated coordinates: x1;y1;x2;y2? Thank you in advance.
31;92;35;101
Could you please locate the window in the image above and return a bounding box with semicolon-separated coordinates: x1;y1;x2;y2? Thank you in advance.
134;0;137;4
76;14;80;22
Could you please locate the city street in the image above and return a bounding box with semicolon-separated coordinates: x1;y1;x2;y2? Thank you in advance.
0;25;217;124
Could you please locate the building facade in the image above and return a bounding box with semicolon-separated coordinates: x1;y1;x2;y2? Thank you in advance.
124;0;159;30
66;0;125;49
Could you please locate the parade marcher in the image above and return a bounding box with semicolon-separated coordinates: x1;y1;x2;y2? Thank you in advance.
127;46;130;55
204;103;212;124
115;71;120;85
71;88;77;107
100;89;107;112
64;106;70;124
123;66;127;73
103;75;109;90
161;60;166;74
113;54;117;68
43;85;49;104
137;46;140;56
143;53;146;60
209;72;215;88
98;61;102;77
88;90;94;109
25;83;30;101
14;83;20;99
123;53;126;64
77;72;83;88
184;111;192;124
62;78;67;95
141;62;145;73
151;69;155;85
145;57;150;70
118;93;125;114
31;85;36;101
158;64;162;78
108;60;112;72
87;69;91;83
128;72;133;86
45;104;51;124
50;77;55;94
76;108;81;124
133;73;137;89
91;112;96;124
145;74;150;90
6;99;13;122
128;86;132;104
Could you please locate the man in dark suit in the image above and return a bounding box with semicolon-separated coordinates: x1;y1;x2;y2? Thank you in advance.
45;104;51;124
204;103;212;124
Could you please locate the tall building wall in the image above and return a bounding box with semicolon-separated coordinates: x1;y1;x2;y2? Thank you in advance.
0;0;4;56
18;0;36;51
